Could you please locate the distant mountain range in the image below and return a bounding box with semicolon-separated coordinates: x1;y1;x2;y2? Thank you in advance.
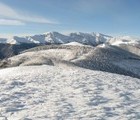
0;32;139;46
1;32;112;45
0;32;139;59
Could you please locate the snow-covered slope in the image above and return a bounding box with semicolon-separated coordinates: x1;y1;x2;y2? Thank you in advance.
108;36;140;46
0;44;39;59
0;65;139;120
64;42;85;46
1;44;140;78
107;36;140;56
0;45;93;67
0;32;112;45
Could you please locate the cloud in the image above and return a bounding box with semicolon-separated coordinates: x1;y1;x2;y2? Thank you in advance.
17;14;57;24
0;2;19;18
0;19;25;25
0;2;58;25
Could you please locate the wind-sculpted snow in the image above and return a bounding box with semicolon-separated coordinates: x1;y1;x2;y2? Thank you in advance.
0;66;140;120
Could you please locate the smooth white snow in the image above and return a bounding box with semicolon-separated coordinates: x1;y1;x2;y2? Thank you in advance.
64;42;85;46
0;65;140;120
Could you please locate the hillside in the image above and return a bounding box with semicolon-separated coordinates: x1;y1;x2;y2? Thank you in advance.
0;43;39;59
1;44;140;79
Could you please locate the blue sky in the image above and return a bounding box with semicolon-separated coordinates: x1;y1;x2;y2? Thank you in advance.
0;0;140;36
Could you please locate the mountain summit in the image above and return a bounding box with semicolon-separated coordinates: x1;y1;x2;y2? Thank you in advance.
0;32;112;45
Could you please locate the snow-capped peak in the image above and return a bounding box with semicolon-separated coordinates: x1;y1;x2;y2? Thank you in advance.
0;32;139;46
0;32;112;45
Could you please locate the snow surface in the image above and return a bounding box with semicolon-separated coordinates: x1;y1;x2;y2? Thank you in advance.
0;65;140;120
4;45;93;68
64;42;85;46
6;49;79;67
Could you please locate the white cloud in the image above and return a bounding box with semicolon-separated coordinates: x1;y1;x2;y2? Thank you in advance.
0;19;25;25
0;2;58;25
17;14;57;24
0;2;19;18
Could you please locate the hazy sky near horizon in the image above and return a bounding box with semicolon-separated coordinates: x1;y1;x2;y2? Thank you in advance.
0;0;140;36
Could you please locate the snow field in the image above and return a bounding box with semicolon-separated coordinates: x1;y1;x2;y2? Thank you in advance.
0;65;139;120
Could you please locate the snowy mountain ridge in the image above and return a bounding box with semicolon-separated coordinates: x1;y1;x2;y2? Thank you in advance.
0;32;112;45
0;32;139;47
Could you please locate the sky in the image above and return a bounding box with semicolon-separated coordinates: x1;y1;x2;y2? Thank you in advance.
0;0;140;36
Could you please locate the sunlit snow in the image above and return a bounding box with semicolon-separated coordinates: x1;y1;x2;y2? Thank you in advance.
0;65;140;120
